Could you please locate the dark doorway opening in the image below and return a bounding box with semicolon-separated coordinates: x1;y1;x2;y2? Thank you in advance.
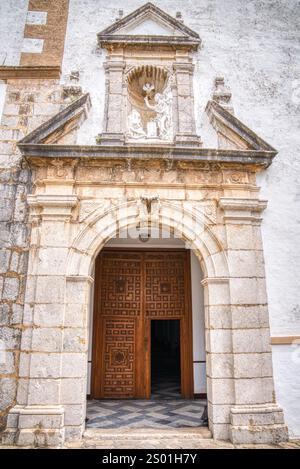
151;319;181;399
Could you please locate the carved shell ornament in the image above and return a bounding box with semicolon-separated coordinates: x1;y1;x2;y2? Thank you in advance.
126;65;173;141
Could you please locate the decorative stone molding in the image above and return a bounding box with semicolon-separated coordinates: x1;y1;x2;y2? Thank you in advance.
219;197;268;223
27;194;78;221
206;100;277;155
19;93;91;145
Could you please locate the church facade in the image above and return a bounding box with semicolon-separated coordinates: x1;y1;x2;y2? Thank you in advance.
0;1;299;447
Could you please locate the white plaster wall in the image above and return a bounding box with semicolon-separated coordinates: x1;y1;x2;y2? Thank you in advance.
0;0;28;66
0;82;7;121
272;345;300;438
59;0;300;431
86;232;206;394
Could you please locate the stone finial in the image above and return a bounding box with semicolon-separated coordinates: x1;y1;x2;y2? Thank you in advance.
176;11;183;22
70;70;80;82
116;9;123;21
63;85;83;102
212;77;234;113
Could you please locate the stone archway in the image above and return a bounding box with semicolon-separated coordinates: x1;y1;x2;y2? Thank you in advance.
3;196;288;447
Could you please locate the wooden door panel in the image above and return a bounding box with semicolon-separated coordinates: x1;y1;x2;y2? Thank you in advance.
92;249;193;399
145;251;186;318
102;317;136;398
100;252;142;317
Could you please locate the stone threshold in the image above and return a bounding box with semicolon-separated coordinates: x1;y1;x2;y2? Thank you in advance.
83;427;212;440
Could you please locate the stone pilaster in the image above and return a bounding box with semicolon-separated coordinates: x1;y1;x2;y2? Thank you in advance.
2;193;79;447
173;58;201;147
220;197;288;444
202;277;234;441
99;59;125;145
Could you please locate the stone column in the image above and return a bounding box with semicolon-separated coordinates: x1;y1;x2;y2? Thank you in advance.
220;197;288;444
2;193;80;447
99;58;125;145
173;53;201;147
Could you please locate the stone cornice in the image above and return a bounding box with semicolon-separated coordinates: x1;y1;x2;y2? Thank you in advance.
98;36;200;50
19;143;276;170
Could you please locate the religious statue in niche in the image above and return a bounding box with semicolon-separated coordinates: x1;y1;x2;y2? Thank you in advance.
143;83;172;140
127;66;173;142
128;109;146;138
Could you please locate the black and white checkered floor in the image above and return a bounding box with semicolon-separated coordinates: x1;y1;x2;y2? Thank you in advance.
86;369;207;429
86;399;207;429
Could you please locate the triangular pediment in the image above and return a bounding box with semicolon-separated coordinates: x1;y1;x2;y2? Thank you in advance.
205;100;276;153
115;15;185;37
19;93;91;146
98;2;200;49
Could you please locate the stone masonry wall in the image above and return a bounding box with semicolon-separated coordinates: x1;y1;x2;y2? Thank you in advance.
0;79;64;429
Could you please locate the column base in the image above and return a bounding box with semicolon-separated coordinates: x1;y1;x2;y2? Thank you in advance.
2;405;65;448
230;404;289;444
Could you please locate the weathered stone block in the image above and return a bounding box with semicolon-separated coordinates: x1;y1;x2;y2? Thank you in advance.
234;377;275;405
205;305;232;329
230;278;267;305
0;378;17;411
0;326;21;349
233;353;273;378
0;303;10;325
207;377;235;405
208;402;232;424
64;303;87;327
60;378;85;404
35;276;65;303
28;379;60;405
232;329;271;354
61;353;87;378
205;329;232;354
30;353;61;378
206;353;234;378
31;328;63;352
2;276;20;301
34;303;64;327
231;305;269;329
11;303;24;324
63;328;87;353
0;351;15;374
63;404;85;426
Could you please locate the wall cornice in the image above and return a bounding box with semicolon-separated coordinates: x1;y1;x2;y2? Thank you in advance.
20;143;276;170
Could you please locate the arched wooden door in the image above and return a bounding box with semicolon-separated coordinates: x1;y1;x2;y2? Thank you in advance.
91;249;193;399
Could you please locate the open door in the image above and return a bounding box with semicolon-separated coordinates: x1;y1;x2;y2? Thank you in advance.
92;249;194;399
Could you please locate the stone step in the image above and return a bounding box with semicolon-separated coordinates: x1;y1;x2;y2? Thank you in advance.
83;427;212;440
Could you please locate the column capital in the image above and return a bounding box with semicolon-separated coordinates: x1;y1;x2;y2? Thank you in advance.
219;197;267;223
27;194;78;221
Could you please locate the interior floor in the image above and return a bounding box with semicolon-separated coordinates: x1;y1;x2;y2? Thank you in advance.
151;319;181;399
